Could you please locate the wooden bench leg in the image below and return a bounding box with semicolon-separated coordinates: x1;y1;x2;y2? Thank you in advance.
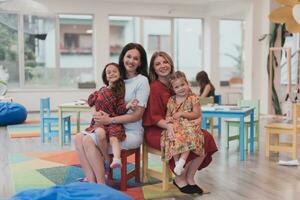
142;143;148;182
162;161;169;191
135;149;140;182
120;153;127;191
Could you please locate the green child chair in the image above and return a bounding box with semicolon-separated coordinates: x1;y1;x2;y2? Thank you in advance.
224;99;260;150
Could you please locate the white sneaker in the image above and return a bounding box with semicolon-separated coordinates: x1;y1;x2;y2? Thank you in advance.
278;159;299;166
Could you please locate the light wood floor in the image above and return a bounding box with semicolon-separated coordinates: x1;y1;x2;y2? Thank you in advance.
1;118;299;200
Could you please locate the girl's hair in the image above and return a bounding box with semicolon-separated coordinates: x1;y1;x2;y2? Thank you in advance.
196;70;215;94
149;51;174;82
169;71;189;87
102;62;125;99
118;43;149;79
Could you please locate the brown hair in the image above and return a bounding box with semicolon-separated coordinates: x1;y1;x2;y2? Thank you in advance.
118;43;149;79
169;71;189;87
149;51;174;82
102;62;125;99
196;70;215;94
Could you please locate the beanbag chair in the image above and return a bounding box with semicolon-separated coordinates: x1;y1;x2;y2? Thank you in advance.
0;102;27;126
10;182;132;200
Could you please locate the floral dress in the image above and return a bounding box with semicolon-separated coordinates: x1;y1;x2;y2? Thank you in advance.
161;93;205;161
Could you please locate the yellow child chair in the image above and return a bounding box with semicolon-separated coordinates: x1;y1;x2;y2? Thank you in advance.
142;142;172;191
199;96;215;134
225;99;260;150
265;103;300;160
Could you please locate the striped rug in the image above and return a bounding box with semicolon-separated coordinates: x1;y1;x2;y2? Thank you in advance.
7;119;90;139
9;150;187;200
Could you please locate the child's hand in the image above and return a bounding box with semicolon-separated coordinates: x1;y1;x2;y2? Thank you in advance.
126;99;139;110
173;112;183;120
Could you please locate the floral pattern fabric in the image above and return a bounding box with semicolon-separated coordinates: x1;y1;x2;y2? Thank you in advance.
161;93;205;161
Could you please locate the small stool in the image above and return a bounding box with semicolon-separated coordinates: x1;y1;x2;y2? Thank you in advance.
108;147;140;191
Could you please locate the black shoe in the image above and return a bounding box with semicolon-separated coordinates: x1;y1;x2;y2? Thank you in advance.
172;180;195;194
189;184;203;194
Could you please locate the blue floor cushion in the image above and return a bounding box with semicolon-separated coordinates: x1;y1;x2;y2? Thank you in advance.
10;182;132;200
0;102;27;126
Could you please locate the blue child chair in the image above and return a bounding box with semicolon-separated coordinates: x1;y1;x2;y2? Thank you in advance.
40;97;71;143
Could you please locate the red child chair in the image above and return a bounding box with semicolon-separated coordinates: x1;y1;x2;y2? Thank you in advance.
107;147;141;191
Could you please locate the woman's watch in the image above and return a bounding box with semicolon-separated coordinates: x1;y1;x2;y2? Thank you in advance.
111;117;117;124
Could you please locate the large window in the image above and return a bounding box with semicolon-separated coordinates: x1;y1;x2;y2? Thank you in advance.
219;19;244;81
59;14;94;88
109;16;138;63
0;13;19;88
174;19;202;81
0;13;95;89
24;15;56;87
143;18;171;60
109;16;203;81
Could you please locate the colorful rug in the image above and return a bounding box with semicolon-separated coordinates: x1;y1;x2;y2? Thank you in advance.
9;150;187;200
7;119;90;138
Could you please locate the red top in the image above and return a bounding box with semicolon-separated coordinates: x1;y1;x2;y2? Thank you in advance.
86;86;127;141
143;80;218;171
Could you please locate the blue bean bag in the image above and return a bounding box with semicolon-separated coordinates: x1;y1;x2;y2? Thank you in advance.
10;182;132;200
0;102;27;126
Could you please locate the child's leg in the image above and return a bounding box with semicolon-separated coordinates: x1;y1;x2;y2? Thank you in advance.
174;151;190;176
94;128;109;161
109;136;122;168
173;154;180;162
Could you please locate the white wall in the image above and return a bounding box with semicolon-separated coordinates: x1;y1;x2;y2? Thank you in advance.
6;0;271;112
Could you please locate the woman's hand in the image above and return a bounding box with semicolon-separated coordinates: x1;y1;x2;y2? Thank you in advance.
173;112;183;120
193;117;202;126
166;123;175;141
93;110;111;125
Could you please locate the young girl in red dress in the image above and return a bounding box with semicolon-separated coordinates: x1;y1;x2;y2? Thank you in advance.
161;71;205;176
85;63;137;168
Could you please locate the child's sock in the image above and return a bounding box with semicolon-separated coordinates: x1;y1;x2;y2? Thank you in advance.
110;158;122;168
174;158;186;176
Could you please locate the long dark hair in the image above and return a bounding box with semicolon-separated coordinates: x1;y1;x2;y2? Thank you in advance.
118;43;148;79
196;70;215;94
102;62;125;99
149;51;174;82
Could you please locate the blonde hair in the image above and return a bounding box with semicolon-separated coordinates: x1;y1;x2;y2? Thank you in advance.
169;71;189;87
149;51;174;82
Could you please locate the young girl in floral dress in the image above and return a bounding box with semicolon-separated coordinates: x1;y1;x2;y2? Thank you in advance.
161;71;205;176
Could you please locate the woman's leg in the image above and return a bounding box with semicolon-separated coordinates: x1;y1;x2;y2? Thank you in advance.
94;128;109;161
82;136;106;184
109;137;122;168
185;154;205;185
74;133;96;181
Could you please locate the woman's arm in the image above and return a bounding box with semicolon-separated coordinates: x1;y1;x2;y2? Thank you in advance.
157;119;175;141
93;106;145;125
173;103;201;120
200;84;211;98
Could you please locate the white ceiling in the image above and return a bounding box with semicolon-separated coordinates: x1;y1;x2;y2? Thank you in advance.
102;0;250;6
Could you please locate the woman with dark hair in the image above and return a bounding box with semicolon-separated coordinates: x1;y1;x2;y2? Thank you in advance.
75;43;150;184
143;51;218;194
196;70;215;98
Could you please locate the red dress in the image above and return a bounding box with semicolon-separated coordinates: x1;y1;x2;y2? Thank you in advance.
85;87;127;141
143;80;218;171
